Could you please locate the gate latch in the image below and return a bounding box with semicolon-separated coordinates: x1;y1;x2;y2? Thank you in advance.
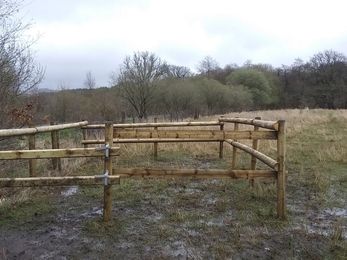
95;142;110;159
95;170;109;185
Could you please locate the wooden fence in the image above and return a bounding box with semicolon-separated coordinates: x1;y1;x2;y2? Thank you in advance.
0;117;286;220
82;117;286;220
0;121;120;221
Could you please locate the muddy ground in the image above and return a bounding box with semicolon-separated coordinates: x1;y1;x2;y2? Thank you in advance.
1;176;347;260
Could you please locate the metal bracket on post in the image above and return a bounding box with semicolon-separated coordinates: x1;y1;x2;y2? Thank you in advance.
95;170;109;186
95;142;110;159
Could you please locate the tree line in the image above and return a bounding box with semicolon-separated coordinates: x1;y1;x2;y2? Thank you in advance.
33;49;347;124
2;0;347;128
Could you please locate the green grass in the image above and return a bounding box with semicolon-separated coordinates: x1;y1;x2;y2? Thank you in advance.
286;117;347;208
83;216;127;239
0;188;54;229
1;109;347;259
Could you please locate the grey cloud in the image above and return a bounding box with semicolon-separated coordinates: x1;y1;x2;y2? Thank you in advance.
37;43;126;89
22;0;147;23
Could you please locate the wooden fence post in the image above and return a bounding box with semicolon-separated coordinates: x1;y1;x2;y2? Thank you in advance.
232;118;239;169
153;118;158;157
82;128;88;148
57;131;62;171
50;122;61;171
121;112;125;124
28;124;36;177
104;121;113;221
250;117;261;187
277;120;286;220
219;116;224;158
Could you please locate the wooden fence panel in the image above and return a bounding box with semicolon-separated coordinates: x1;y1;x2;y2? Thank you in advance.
113;129;277;140
0;176;120;187
0;147;120;160
0;121;88;137
113;168;277;180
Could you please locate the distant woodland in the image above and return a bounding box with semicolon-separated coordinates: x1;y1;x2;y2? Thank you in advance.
2;1;347;128
4;49;347;127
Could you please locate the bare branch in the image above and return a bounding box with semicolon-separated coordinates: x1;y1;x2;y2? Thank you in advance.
111;51;167;121
84;71;96;90
196;56;220;78
0;0;45;128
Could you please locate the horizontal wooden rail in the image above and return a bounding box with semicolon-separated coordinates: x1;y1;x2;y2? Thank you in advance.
82;138;224;145
113;130;277;140
0;147;120;160
113;168;277;179
225;139;278;171
82;121;223;129
0;121;89;137
0;176;120;187
219;118;279;131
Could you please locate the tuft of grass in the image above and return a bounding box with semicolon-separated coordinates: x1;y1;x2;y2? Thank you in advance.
187;219;209;231
251;181;277;201
209;237;232;259
214;198;228;213
329;218;347;243
83;217;126;239
157;224;173;239
1;248;8;260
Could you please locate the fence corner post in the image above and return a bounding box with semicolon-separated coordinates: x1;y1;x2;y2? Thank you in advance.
104;121;114;221
277;120;286;220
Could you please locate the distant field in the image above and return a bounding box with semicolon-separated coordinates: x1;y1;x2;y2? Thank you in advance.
1;109;347;259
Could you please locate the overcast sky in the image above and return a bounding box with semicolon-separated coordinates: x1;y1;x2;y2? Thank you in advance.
19;0;347;89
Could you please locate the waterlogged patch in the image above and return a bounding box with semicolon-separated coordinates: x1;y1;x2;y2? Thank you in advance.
80;207;103;218
325;208;347;217
118;242;134;249
61;186;78;196
144;212;163;222
295;207;347;238
162;241;193;259
196;218;224;227
166;186;204;194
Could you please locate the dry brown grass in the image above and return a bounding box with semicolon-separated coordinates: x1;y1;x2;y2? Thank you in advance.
2;108;347;183
0;248;7;260
1;109;347;259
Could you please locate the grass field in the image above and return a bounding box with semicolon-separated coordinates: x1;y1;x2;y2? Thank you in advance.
0;109;347;259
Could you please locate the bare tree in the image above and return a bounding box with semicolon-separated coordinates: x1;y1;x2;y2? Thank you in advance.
0;0;45;128
309;50;347;108
243;60;253;68
167;65;193;79
110;51;167;121
196;56;220;78
84;71;96;90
